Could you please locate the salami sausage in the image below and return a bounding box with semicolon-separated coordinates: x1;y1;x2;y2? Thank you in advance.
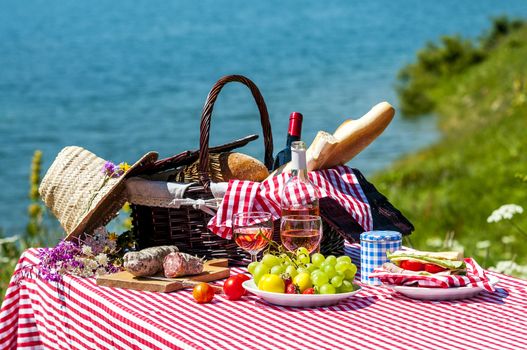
163;252;204;278
123;245;179;277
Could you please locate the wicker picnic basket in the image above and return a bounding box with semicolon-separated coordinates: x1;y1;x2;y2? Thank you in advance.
129;75;345;264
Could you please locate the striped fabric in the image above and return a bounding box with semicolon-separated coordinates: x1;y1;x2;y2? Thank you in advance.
370;258;495;291
2;246;527;350
208;166;373;239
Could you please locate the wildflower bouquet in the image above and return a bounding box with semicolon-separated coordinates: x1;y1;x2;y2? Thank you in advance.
38;227;121;282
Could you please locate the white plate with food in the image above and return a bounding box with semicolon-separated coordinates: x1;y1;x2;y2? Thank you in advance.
242;280;362;307
372;249;500;301
385;275;499;300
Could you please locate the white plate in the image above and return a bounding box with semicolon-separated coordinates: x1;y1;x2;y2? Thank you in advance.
242;279;362;307
386;275;499;300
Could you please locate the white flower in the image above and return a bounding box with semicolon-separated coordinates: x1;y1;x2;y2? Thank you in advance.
476;240;491;249
0;235;20;245
95;253;108;266
501;235;516;245
487;204;524;223
489;260;519;274
81;245;93;256
84;258;99;271
95;267;107;276
78;267;93;278
489;260;527;278
426;237;443;248
448;240;465;255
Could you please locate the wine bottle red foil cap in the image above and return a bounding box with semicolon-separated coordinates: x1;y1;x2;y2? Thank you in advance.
288;112;303;137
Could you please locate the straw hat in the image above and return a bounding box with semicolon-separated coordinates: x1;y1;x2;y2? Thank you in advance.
39;146;158;240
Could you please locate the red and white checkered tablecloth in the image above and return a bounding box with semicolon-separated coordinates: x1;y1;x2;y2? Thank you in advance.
2;245;527;350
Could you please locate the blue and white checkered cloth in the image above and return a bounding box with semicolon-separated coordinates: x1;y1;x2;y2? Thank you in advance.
360;231;401;285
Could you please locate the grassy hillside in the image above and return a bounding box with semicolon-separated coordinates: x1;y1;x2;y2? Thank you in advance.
375;26;527;274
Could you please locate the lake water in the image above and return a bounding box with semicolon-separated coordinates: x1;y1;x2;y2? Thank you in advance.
1;0;527;234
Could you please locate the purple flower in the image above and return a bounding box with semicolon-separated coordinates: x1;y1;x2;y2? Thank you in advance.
38;240;82;282
38;237;121;281
102;161;118;177
106;264;120;274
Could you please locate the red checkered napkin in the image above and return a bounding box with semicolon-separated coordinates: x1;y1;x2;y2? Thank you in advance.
370;258;496;292
207;166;373;239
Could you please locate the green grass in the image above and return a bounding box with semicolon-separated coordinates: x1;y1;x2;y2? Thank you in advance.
375;27;527;271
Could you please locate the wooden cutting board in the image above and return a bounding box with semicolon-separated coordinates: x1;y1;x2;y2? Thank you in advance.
96;258;230;293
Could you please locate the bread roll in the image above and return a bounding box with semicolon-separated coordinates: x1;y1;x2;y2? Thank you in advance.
221;152;269;182
175;152;269;183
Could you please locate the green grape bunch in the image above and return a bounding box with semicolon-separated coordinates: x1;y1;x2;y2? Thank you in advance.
248;247;358;295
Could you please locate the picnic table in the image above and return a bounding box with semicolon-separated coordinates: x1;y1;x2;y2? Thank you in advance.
1;243;527;350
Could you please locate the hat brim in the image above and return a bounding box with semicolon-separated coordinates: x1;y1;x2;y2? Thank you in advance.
64;151;158;241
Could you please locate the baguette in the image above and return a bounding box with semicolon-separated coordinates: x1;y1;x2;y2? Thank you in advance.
310;101;395;170
269;102;395;176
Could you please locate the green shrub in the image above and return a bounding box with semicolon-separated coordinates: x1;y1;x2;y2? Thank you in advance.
397;16;525;117
481;16;525;50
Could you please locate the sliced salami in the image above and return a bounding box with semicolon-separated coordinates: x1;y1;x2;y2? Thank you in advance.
163;252;204;278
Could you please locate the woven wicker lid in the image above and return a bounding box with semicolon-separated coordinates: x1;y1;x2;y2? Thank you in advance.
39;146;158;240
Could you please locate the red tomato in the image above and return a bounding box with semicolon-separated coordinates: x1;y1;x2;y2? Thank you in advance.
235;274;251;283
400;260;425;271
286;283;299;294
302;288;315;294
192;283;214;304
424;264;447;273
223;276;246;300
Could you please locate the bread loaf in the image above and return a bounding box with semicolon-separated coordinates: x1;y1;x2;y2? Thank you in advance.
221;152;269;182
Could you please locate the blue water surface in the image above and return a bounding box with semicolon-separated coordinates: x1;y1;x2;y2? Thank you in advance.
1;0;526;234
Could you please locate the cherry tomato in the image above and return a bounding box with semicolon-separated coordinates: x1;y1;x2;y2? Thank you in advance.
400;260;425;271
192;283;214;304
223;276;246;300
303;287;315;294
235;274;251;283
283;275;293;289
286;283;299;294
424;264;447;273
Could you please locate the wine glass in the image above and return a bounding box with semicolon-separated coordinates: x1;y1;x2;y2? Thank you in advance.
232;212;273;262
280;215;323;254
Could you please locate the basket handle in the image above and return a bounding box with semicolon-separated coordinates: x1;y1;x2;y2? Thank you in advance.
198;75;274;187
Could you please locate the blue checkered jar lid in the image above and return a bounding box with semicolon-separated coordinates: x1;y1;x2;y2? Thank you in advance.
360;230;402;242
